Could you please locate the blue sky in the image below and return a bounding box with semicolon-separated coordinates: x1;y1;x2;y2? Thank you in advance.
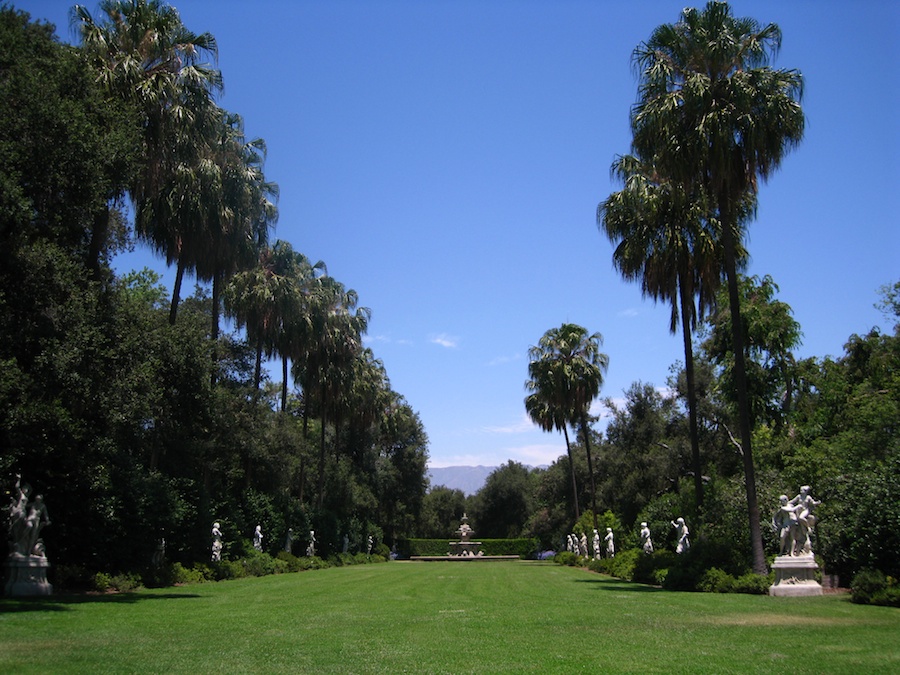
22;0;900;468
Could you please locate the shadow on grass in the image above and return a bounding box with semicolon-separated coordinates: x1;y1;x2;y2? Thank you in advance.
0;591;202;612
573;577;664;593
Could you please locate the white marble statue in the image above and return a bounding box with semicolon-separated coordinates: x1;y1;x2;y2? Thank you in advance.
284;528;294;553
253;524;263;551
580;533;589;557
367;535;373;555
640;522;653;554
604;527;615;558
152;538;166;567
671;517;690;554
592;529;601;559
788;485;820;555
773;495;801;556
306;530;316;557
211;522;223;562
7;475;50;558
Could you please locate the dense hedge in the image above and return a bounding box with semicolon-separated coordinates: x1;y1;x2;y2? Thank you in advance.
400;538;539;558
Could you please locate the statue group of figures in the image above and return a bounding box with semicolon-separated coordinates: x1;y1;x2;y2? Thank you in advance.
208;525;376;562
6;474;50;559
566;532;589;557
772;485;821;557
565;519;691;559
567;528;616;559
5;475;53;597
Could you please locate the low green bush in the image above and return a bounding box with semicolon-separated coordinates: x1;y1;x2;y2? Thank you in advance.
91;571;142;593
241;550;281;577
404;538;538;558
607;549;641;580
870;586;900;608
554;551;579;566
91;572;112;593
632;550;676;586
662;539;742;592
276;551;304;573
212;560;248;581
732;572;773;595
698;567;734;593
852;569;888;605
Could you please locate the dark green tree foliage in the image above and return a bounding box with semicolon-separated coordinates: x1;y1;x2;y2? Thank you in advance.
0;8;137;276
471;461;536;538
417;486;467;539
601;383;685;526
701;275;802;431
1;8;430;574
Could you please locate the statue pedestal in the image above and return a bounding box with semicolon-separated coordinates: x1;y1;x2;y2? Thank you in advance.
4;555;53;597
769;554;823;597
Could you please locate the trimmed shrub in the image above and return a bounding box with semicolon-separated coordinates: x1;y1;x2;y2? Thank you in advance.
554;551;579;566
276;551;304;573
662;539;742;592
698;567;734;593
732;572;773;595
851;569;888;605
632;550;676;586
404;538;538;558
91;572;112;593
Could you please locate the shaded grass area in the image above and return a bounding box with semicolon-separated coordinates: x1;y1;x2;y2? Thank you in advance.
2;562;898;673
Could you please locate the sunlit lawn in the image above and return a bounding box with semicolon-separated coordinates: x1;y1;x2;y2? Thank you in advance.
2;561;899;674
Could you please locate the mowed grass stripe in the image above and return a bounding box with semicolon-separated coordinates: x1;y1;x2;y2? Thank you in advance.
1;561;898;674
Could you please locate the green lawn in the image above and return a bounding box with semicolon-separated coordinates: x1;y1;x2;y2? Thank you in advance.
2;561;898;674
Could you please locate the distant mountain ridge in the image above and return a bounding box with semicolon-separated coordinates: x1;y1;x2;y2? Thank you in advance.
427;465;496;496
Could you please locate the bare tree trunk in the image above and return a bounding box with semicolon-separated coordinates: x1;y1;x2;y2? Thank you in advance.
721;206;766;576
679;273;704;510
562;426;580;520
169;261;185;325
580;415;599;532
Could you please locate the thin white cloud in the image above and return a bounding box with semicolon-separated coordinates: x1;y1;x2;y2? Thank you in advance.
364;334;415;347
617;308;639;318
481;414;534;435
430;333;459;348
486;353;522;367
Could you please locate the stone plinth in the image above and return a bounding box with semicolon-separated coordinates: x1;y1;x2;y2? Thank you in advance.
769;554;823;597
4;555;53;597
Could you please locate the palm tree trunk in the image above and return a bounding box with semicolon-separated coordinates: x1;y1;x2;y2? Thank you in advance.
253;337;263;390
317;408;327;509
210;272;221;387
562;426;580;520
580;415;599;532
721;200;767;575
169;260;185;325
678;273;704;510
281;355;289;412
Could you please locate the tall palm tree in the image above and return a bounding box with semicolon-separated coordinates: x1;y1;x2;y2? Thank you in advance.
73;0;223;323
224;241;319;392
525;370;580;521
630;1;804;574
527;324;608;530
599;154;748;510
193;110;277;347
293;277;371;508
